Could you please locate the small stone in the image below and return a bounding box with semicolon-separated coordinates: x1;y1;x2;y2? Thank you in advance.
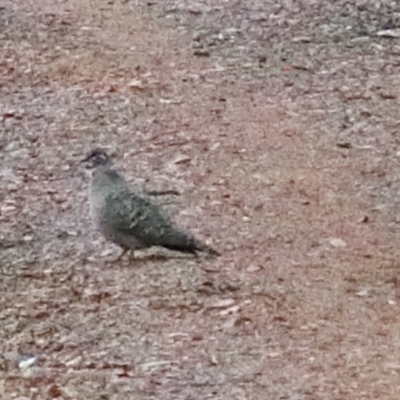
18;355;37;371
209;298;235;309
329;238;347;248
47;383;62;398
377;29;400;38
194;49;210;57
246;264;260;272
191;333;204;341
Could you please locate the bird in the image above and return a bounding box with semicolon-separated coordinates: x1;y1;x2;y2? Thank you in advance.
81;149;220;260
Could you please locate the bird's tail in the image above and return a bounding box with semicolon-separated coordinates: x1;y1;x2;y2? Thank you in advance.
162;231;221;257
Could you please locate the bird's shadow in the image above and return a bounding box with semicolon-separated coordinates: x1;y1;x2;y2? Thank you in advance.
121;250;200;263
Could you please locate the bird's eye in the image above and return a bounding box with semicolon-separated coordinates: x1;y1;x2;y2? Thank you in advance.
82;149;109;166
92;152;108;166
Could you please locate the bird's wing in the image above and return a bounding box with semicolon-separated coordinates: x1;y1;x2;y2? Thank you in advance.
103;190;176;244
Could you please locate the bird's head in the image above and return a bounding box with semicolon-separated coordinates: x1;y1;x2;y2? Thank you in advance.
81;148;112;169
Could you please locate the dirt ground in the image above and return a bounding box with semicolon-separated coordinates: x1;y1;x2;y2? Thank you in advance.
2;0;400;398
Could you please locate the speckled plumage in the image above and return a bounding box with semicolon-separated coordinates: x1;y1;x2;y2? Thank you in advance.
82;149;220;257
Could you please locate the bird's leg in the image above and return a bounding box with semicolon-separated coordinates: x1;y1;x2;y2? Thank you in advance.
114;247;129;263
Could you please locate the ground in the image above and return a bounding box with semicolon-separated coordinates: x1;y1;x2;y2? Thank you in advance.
2;0;400;399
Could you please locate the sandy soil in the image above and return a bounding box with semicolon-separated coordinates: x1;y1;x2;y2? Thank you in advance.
2;1;400;399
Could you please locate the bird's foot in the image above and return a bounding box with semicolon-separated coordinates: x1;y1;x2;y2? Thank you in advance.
112;248;132;263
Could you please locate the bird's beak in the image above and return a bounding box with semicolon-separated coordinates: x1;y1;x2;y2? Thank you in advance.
80;154;92;164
